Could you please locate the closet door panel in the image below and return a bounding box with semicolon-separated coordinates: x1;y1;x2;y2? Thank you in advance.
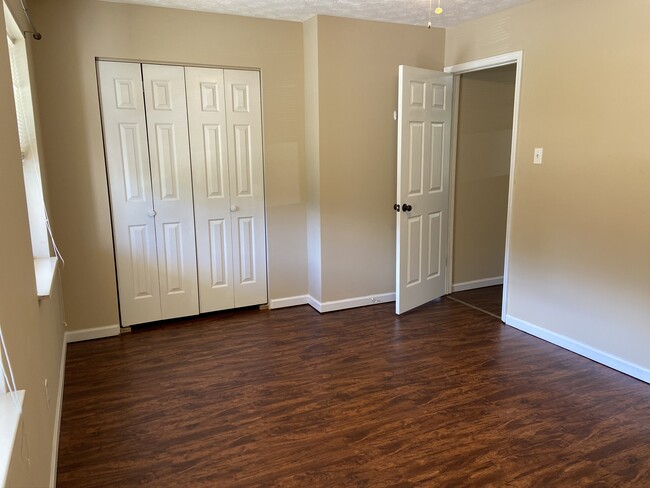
185;67;235;313
98;61;161;326
143;64;199;320
224;69;268;308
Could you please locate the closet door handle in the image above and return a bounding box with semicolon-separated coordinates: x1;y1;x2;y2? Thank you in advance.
230;205;239;212
147;209;156;217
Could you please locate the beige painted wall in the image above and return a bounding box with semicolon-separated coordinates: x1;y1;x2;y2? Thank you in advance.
446;0;650;369
312;15;446;301
453;64;515;285
29;0;307;329
1;2;66;486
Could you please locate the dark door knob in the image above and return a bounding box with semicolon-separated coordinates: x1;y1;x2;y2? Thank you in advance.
402;203;412;212
393;204;400;212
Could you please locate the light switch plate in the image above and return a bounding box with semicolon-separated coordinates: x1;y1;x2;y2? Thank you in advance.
534;147;543;165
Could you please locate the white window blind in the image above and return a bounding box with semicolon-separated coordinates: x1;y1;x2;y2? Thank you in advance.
6;33;29;162
4;1;64;297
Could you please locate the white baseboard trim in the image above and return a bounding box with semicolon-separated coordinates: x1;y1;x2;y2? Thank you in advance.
505;314;650;384
308;292;396;313
65;324;120;343
268;293;396;313
307;295;321;312
452;276;503;293
49;336;66;488
268;295;310;309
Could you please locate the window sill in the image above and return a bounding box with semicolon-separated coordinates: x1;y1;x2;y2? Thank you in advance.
0;390;25;487
35;257;58;299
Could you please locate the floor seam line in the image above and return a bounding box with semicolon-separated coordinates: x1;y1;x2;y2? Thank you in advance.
446;295;502;321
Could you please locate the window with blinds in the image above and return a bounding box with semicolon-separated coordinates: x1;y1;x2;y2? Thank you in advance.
6;34;29;162
5;2;61;297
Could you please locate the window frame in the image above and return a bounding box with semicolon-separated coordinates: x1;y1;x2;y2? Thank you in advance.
4;2;58;298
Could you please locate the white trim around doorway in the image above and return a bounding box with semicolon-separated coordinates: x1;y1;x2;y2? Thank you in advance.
444;51;524;322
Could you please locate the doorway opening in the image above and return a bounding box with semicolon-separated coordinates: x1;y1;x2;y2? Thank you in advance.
445;52;523;321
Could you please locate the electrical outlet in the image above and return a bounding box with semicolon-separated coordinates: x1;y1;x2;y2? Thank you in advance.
534;147;544;165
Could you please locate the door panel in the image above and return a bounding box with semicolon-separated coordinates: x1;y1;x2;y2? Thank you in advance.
98;61;161;326
162;222;184;293
185;67;235;313
204;125;226;198
154;124;180;200
427;212;442;278
231;84;250;112
143;64;199;320
408;122;424;196
208;219;228;288
429;123;445;192
237;216;256;284
128;224;156;299
224;69;267;308
406;216;422;286
233;125;253;196
396;66;453;314
118;124;147;202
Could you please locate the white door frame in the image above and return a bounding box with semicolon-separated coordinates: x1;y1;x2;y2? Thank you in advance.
444;51;523;321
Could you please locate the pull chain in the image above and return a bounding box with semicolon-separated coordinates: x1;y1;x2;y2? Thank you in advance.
428;0;443;28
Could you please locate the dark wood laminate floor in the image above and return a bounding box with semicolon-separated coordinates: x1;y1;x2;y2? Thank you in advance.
449;285;503;318
57;298;650;487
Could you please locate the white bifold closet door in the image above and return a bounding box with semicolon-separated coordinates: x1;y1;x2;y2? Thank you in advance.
98;61;161;326
99;61;266;325
141;64;199;320
186;67;267;312
99;62;199;326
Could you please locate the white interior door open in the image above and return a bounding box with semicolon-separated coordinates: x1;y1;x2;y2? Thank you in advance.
98;61;162;326
142;64;199;320
395;65;453;314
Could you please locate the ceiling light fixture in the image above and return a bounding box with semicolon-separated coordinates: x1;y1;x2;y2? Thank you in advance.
428;0;443;29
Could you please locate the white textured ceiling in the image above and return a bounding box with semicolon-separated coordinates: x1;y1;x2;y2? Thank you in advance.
101;0;534;28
